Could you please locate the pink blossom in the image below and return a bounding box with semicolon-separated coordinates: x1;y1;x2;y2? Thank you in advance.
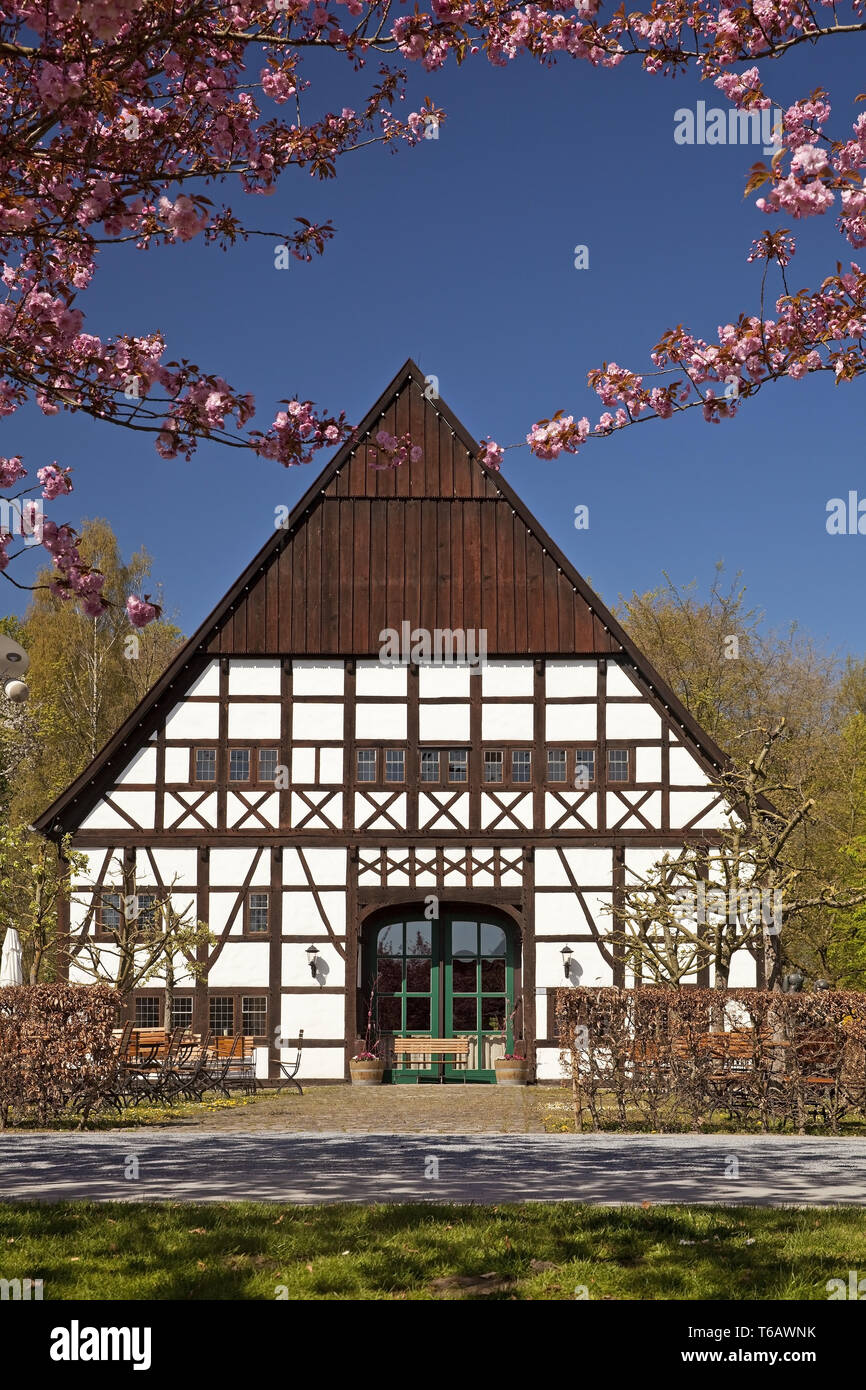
126;594;161;628
37;463;73;500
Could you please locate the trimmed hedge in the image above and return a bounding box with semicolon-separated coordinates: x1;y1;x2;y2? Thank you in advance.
555;986;866;1134
0;983;120;1127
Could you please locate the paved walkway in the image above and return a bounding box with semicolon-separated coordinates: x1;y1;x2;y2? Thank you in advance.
1;1133;864;1206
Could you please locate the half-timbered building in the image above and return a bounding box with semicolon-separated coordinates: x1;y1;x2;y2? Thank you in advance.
35;360;755;1083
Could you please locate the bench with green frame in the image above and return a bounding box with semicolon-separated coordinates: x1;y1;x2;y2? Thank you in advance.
392;1036;472;1082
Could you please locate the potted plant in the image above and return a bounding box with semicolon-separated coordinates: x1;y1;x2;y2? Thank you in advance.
494;999;530;1085
350;983;384;1085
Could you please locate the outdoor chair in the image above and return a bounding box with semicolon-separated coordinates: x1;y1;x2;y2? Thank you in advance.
263;1029;304;1094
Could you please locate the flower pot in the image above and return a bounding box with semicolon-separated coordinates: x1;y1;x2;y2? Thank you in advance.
494;1057;529;1086
350;1059;384;1085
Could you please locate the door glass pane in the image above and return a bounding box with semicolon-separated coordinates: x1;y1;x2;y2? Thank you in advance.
405;922;432;956
453;958;477;992
406;997;430;1030
377;923;403;957
378;997;402;1031
376;958;402;992
483;1001;506;1030
406;957;431;990
481;924;507;957
481;958;506;991
451;921;477;959
452;996;477;1030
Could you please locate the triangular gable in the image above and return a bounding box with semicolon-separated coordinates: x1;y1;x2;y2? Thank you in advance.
34;359;731;837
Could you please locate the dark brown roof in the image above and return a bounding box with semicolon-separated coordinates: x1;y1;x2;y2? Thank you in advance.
34;359;730;836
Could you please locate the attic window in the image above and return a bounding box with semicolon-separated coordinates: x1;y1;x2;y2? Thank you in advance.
607;749;629;782
229;749;250;782
196;749;217;782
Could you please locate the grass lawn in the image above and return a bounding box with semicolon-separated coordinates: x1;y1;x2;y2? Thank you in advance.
1;1202;864;1299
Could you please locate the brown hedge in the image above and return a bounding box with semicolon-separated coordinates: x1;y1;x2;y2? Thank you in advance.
555;987;866;1134
0;983;121;1128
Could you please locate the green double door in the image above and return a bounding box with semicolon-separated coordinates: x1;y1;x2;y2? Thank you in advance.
370;911;516;1082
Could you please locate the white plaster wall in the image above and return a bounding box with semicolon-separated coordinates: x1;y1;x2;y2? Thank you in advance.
355;703;407;739
669;791;722;827
535;847;613;887
669;745;711;785
418;665;471;698
535;1045;569;1082
534;890;612;936
418;703;469;741
605;703;662;739
282;943;346;989
292;703;344;739
208;942;270;987
228;703;281;739
164;746;190;782
481;703;533;740
724;952;758;987
79;800;132;831
109;791;155;828
228;660;281;696
281;993;345;1040
539;939;613;988
481;661;534;697
319;748;343;782
114;746;157;785
283;847;346;886
163;791;218;828
545;660;597;698
284;1042;346;1080
210;847;271;887
291;747;316;781
292;660;344;695
282;890;346;935
185;660;220;696
207;893;237;937
635;746;662;782
606;664;641;697
356;662;407;696
545;704;597;741
165;701;219;739
147;848;199;886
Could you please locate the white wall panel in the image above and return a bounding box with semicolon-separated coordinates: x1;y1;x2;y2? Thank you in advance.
291;747;316;782
355;662;407;696
105;791;154;828
669;746;711;785
545;660;597;698
355;703;407;739
282;847;346;886
281;993;345;1040
418;703;469;741
605;703;662;739
163;746;190;782
210;847;270;887
79;800;132;831
292;660;344;695
606;664;641;697
545;704;597;741
293;702;344;740
481;703;533;740
165;701;219;739
481;661;534;696
318;748;343;783
208;942;270;987
228;703;281;739
228;660;281;696
635;746;662;782
139;848;198;886
185;660;220;697
282;890;346;935
114;747;157;785
282;942;346;989
418;665;471;698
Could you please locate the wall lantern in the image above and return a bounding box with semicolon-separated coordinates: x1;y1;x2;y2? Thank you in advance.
306;945;320;978
561;945;574;980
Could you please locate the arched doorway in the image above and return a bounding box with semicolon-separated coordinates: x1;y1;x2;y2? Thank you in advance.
362;907;520;1082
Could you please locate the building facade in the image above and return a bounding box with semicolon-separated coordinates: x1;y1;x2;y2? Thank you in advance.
36;361;755;1082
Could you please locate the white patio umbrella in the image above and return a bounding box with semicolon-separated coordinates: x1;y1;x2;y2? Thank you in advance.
0;928;24;987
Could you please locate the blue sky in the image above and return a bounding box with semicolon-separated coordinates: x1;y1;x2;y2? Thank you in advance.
3;32;864;658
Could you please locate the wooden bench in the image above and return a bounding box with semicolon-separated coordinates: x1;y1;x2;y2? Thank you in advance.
392;1037;472;1083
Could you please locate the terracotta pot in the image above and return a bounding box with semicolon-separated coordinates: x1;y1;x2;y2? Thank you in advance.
494;1057;529;1086
350;1059;384;1085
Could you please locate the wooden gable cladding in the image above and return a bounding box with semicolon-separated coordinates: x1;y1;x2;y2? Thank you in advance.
206;372;621;657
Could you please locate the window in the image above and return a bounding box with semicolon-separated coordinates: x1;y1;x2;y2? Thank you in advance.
258;748;279;783
229;748;250;782
420;750;440;782
210;996;235;1037
547;748;567;782
196;748;216;782
385;748;405;783
484;751;503;783
448;749;468;782
134;996;160;1027
607;748;629;782
248;892;269;934
357;749;376;782
171;996;193;1031
575;749;596;785
512;750;531;783
135;893;159;931
242;996;267;1036
99;892;122;931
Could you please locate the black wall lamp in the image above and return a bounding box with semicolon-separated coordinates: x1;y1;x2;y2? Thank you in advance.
306;945;320;978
